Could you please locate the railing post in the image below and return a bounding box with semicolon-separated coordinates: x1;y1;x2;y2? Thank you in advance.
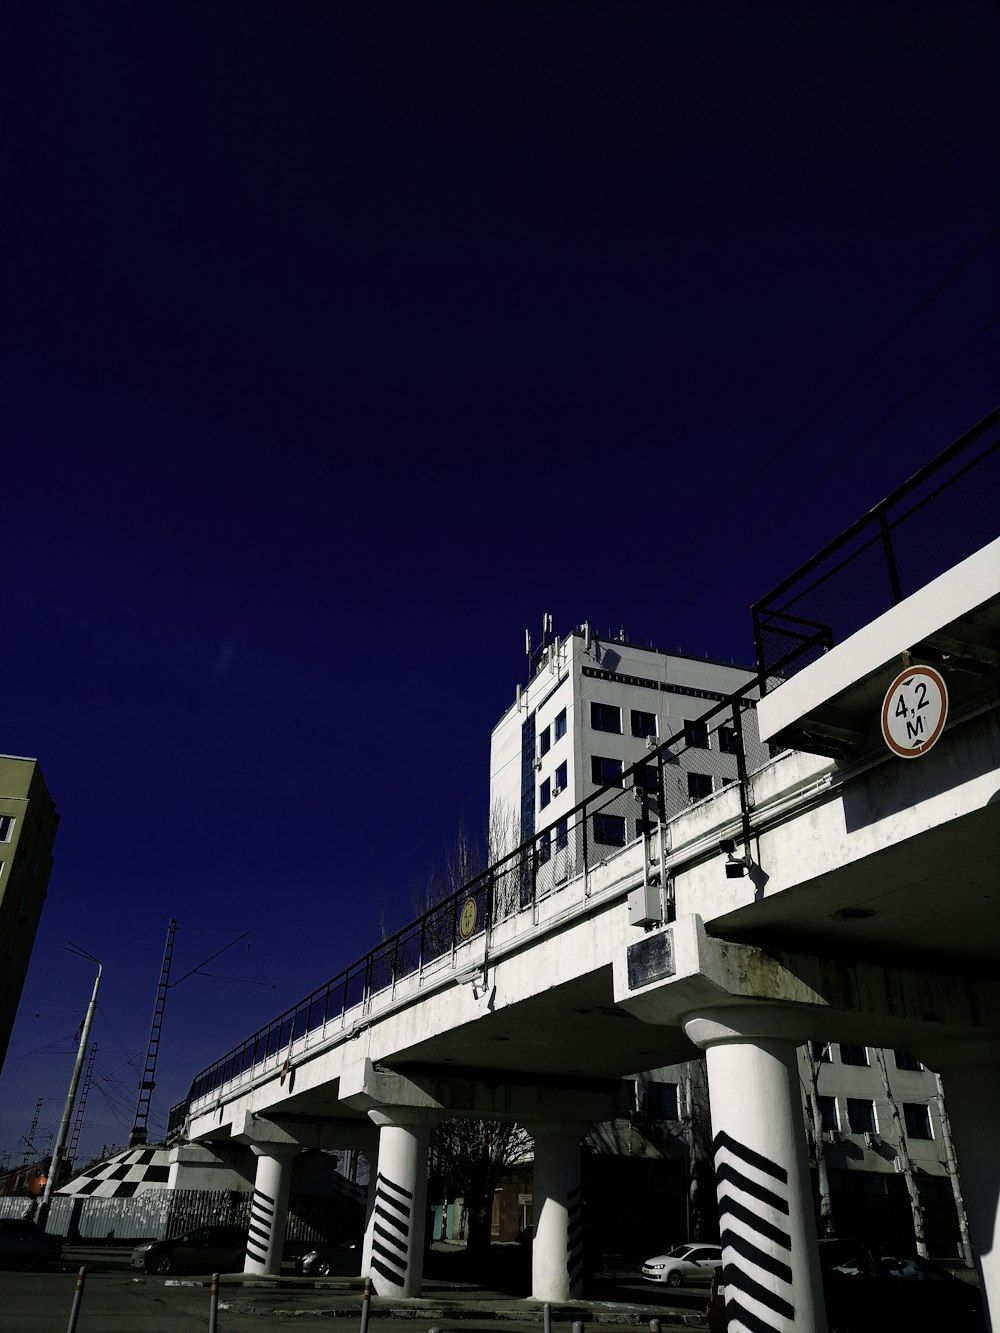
65;1266;87;1333
582;798;589;898
879;508;904;603
639;771;652;887
531;835;539;911
732;698;751;862
752;607;768;692
208;1272;220;1333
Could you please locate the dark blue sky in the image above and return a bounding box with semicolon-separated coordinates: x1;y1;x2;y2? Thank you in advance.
2;2;997;1165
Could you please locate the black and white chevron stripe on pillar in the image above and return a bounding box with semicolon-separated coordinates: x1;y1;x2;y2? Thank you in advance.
566;1184;583;1288
246;1186;275;1265
369;1171;412;1291
714;1131;795;1333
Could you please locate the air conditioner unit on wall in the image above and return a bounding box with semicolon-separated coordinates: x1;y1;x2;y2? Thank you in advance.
823;1130;843;1144
552;784;563;796
864;1132;879;1148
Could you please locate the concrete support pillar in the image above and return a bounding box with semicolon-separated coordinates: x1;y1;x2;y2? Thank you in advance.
684;1005;827;1333
245;1142;298;1275
919;1038;1000;1333
364;1108;437;1297
529;1120;589;1303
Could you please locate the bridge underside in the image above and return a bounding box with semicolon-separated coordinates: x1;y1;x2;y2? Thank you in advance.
710;800;1000;974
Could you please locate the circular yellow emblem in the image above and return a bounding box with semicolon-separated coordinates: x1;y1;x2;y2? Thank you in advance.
458;897;477;940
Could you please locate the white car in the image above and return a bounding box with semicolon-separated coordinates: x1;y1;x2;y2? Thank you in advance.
642;1243;724;1287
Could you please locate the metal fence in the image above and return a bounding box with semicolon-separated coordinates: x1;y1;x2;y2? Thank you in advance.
168;686;768;1137
751;405;1000;686
0;1187;362;1243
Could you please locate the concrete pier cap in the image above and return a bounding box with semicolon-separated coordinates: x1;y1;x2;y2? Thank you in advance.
613;913;1000;1052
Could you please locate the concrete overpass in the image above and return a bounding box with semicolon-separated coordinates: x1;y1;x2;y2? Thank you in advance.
171;519;999;1328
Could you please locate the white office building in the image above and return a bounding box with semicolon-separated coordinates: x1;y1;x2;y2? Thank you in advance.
489;620;967;1256
489;621;767;885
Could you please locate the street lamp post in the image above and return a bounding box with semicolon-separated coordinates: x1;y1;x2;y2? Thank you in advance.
38;945;102;1227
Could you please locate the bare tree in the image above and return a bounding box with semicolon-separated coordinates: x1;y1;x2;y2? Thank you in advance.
681;1062;717;1241
934;1073;974;1268
432;1118;532;1259
872;1048;927;1257
801;1042;836;1237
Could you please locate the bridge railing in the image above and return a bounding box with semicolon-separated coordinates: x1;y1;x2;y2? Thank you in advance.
167;684;775;1139
751;405;1000;688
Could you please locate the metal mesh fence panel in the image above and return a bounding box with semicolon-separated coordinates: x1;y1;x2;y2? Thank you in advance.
752;416;1000;681
887;438;1000;598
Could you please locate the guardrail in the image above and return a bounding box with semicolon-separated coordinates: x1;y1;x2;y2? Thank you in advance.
167;684;771;1137
751;406;1000;688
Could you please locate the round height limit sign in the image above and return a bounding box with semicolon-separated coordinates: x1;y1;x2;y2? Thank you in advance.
881;664;949;758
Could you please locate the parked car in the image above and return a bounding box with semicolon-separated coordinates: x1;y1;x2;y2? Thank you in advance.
642;1243;723;1287
131;1225;248;1275
295;1239;359;1276
0;1219;63;1271
818;1239;984;1332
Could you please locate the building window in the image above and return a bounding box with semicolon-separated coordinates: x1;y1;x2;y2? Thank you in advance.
593;813;626;846
635;817;655;839
718;725;738;754
555;761;568;793
903;1103;933;1140
684;720;709;749
687;772;712;800
846;1098;877;1134
646;1082;679;1119
0;815;13;842
810;1042;832;1063
555;819;568;851
538;829;551;864
839;1045;869;1066
539;726;551;757
592;756;623;787
894;1050;922;1071
591;702;622;734
631;709;657;739
554;708;567;741
819;1095;839;1132
539;779;551;810
635;764;660;793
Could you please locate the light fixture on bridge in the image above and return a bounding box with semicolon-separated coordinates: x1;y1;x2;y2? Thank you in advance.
719;838;751;879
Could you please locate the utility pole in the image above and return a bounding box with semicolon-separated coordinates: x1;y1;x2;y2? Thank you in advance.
38;946;102;1227
129;922;252;1147
68;1043;98;1172
22;1099;43;1167
130;920;176;1147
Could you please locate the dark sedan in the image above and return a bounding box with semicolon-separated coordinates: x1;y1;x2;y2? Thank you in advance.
131;1225;248;1275
819;1239;983;1333
0;1219;63;1271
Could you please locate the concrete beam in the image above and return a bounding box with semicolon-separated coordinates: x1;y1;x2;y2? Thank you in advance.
614;914;1000;1049
340;1057;620;1124
233;1111;379;1152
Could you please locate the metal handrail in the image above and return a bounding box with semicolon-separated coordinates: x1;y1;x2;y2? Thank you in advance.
751;405;1000;686
167;678;777;1137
